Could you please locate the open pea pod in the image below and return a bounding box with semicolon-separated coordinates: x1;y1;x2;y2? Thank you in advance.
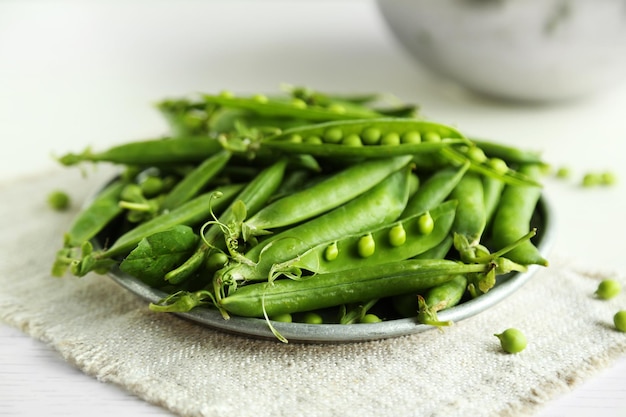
203;94;382;121
258;118;469;158
291;200;457;274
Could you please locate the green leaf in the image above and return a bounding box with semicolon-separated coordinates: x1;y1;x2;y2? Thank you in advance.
120;225;199;287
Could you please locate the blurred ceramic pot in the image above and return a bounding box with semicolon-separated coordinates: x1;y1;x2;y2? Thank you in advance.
376;0;626;101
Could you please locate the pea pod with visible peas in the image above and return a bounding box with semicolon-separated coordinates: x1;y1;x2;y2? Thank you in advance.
257;118;469;158
203;93;384;122
290;200;457;275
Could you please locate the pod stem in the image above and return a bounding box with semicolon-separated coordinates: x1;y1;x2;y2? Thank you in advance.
149;290;216;313
416;295;453;328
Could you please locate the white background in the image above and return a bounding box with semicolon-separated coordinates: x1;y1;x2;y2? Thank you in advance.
1;1;626;416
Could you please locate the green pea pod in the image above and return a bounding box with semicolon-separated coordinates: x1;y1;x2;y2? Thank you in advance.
98;183;243;259
401;161;470;218
482;174;505;228
57;137;224;167
258;118;468;158
225;165;413;282
159;150;231;212
417;274;468;327
490;163;548;266
63;179;126;248
52;180;126;277
157;98;214;137
242;155;413;240
219;259;498;318
203;94;383;122
450;172;487;248
163;243;208;285
423;274;468;312
291;200;457;274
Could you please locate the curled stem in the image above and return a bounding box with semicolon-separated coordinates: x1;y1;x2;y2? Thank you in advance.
416;295;453;328
149;290;216;313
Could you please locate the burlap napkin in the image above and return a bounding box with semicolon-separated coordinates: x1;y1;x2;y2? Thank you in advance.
2;168;625;417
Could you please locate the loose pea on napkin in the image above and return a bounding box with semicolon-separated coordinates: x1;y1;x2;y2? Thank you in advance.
1;168;625;417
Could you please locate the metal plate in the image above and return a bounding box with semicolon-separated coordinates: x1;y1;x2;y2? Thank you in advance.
102;192;555;344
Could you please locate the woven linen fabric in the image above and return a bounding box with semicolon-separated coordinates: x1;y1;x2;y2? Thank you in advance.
1;168;625;417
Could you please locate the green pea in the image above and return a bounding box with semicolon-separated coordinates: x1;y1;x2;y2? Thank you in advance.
271;313;292;323
252;94;268;103
47;190;71;211
304;135;323;145
323;127;343;144
357;234;376;258
466;146;487;164
139;176;164;198
388;224;407;247
401;131;421;144
361;127;382;145
614;310;626;332
288;134;303;143
327;104;346;114
487;158;509;175
205;251;229;272
291;98;307;109
595;279;621;300
342;133;363;147
423;131;441;142
380;132;400;146
360;313;382;323
301;312;324;324
494;328;527;354
324;242;339;261
556;166;571;179
582;172;602;187
601;171;617;186
418;212;434;235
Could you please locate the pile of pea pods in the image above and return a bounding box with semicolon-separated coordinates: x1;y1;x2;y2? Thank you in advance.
52;85;549;336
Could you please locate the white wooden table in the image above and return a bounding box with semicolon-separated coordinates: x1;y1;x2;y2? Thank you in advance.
1;1;626;415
